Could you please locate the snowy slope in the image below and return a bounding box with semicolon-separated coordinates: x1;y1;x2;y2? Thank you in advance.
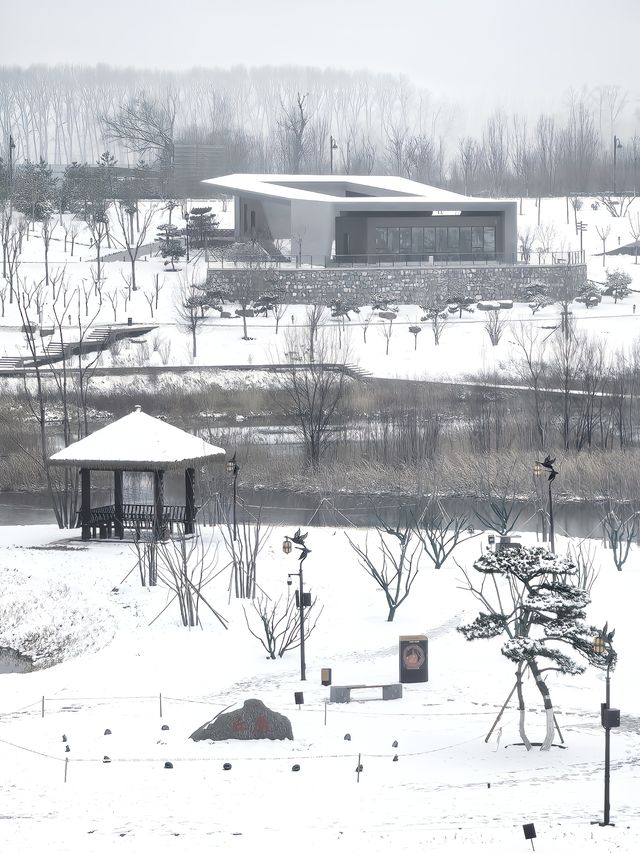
0;523;639;851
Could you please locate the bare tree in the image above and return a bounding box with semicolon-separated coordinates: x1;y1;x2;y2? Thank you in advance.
346;512;421;622
243;590;323;659
306;303;328;362
13;275;103;527
511;322;549;449
519;227;536;262
153;530;228;628
601;503;637;571
535;223;557;255
595;224;611;267
175;265;210;358
274;326;352;471
484;309;509;346
279;92;311;173
111;201;157;290
629;213;640;264
415;500;469;570
103;91;176;165
379;317;393;355
106;289;119;322
220;511;272;600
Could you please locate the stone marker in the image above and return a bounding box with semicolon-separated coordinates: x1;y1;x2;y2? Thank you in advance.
190;699;293;742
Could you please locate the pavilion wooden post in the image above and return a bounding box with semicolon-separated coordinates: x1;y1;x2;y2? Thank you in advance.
80;467;91;541
153;470;165;542
185;467;195;535
114;470;124;540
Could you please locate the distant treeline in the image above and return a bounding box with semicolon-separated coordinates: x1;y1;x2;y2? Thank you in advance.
0;65;638;196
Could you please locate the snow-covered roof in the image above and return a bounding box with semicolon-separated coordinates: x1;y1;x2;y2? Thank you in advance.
49;407;226;471
203;174;472;205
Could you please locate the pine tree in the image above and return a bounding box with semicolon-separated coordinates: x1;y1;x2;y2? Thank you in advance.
604;269;632;304
157;223;185;270
13;159;58;222
459;546;610;750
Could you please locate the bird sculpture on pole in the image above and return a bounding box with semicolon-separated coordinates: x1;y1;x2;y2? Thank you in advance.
286;529;311;564
538;454;558;482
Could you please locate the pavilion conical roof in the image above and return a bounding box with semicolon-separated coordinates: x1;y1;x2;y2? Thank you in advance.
49;406;225;471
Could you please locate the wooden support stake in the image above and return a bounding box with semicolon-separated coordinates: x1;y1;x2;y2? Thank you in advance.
356;753;361;784
159;693;163;718
64;757;68;783
553;713;565;744
41;696;45;718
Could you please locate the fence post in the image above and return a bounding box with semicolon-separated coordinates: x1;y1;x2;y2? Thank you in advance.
41;696;45;718
64;756;69;783
159;692;163;718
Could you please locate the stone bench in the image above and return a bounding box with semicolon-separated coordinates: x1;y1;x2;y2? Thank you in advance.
329;683;403;703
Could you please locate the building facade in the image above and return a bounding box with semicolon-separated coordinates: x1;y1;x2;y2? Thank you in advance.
203;174;518;263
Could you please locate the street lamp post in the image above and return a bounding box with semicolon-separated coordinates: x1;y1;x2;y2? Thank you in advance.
533;455;558;553
613;135;623;195
283;530;311;681
593;625;618;827
577;221;587;264
330;135;338;175
226;453;239;541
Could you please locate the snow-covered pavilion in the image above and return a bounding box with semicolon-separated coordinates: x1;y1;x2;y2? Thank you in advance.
49;406;225;541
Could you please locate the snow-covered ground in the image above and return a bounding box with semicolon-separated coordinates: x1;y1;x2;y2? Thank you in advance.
3;196;640;383
1;522;639;851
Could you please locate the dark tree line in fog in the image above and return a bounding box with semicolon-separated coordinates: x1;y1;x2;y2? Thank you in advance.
0;65;638;195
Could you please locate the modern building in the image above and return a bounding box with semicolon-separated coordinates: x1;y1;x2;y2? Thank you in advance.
202;174;518;263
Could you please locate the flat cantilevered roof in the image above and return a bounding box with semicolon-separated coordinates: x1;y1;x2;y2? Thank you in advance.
202;174;472;205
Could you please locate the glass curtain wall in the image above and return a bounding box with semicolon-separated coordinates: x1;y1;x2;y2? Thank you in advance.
374;225;497;260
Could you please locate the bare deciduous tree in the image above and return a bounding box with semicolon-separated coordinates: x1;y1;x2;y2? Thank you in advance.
484;309;509;346
274;326;352;470
346;512;421;622
243;590;323;659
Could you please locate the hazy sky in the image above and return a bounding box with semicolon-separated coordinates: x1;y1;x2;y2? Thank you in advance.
2;0;638;123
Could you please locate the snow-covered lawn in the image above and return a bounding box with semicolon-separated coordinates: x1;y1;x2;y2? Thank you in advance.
1;523;639;851
3;196;640;384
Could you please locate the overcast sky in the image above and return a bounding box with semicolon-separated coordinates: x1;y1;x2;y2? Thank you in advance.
2;0;638;123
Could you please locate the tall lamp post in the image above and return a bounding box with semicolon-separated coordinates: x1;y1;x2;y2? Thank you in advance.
533;454;558;553
577;221;587;264
226;453;239;541
283;529;311;681
613;135;623;195
329;135;338;175
593;624;618;827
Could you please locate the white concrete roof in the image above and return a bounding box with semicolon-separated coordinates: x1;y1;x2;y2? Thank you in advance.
203;174;473;204
49;407;226;471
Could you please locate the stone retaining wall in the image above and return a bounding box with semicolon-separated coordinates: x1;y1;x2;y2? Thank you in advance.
206;264;586;305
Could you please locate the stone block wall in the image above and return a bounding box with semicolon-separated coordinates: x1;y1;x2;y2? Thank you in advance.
206;264;587;306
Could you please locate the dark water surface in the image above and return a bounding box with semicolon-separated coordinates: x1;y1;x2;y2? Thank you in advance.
0;487;605;540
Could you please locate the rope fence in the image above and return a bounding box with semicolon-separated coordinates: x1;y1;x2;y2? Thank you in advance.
0;692;531;722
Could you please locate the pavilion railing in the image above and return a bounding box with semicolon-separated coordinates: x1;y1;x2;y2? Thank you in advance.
75;503;192;538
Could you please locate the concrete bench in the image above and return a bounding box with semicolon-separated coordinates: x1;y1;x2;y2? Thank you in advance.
329;683;403;703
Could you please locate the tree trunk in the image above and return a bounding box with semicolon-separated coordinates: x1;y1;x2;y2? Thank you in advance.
529;659;555;750
516;662;532;750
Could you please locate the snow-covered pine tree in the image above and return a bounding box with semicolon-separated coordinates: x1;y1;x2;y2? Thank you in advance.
458;545;610;750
